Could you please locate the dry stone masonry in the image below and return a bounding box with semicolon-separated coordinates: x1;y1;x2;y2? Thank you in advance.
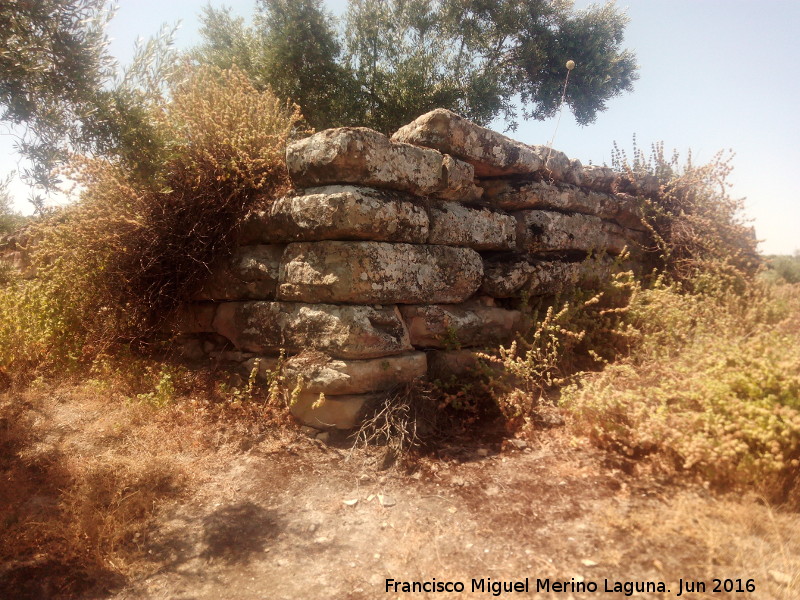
178;109;649;429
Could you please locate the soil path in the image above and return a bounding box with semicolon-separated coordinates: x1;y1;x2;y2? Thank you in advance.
3;390;797;600
109;433;798;600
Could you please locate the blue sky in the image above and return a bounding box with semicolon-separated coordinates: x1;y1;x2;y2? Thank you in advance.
2;0;797;254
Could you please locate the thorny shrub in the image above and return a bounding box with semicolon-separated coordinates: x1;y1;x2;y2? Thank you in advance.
0;66;302;378
611;138;759;283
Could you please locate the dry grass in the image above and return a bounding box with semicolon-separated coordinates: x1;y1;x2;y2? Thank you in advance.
0;366;293;599
594;488;800;599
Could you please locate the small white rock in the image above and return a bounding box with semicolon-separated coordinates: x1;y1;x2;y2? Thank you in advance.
378;494;396;507
770;570;792;585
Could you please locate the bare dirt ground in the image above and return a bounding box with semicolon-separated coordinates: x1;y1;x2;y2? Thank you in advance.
2;387;799;600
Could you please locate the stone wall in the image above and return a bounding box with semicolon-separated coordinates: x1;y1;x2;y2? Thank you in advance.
178;109;650;429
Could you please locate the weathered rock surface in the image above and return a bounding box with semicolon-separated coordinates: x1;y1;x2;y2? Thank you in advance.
524;259;614;296
515;210;640;255
607;193;649;231
481;180;645;231
480;259;537;298
391;109;588;185
212;301;412;359
239;186;429;244
399;302;521;348
528;146;573;183
195;245;285;300
427;201;516;250
481;256;619;298
392;109;545;177
241;356;282;378
581;165;619;192
278;241;483;304
286;127;482;201
283;351;427;395
290;392;379;430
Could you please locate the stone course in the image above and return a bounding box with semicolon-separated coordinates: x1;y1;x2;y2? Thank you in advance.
177;109;651;428
278;241;483;304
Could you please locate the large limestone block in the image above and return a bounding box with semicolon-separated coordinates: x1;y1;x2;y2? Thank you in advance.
480;258;537;298
481;180;645;231
481;256;619;298
283;351;427;395
392;109;544;177
290;392;379;430
580;165;619;192
607;193;648;231
211;301;412;359
392;109;585;184
535;259;616;296
482;179;595;212
427;201;516;250
515;210;638;255
399;302;521;349
239;186;429;244
286;127;482;201
528;146;573;182
525;259;610;296
278;241;483;305
195;245;285;300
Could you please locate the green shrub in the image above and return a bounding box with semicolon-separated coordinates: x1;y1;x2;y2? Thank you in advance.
763;254;800;284
563;278;800;506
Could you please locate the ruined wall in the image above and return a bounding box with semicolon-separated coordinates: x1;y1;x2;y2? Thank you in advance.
178;109;651;429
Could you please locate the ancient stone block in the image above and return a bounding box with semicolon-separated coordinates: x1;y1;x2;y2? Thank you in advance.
482;180;596;213
480;258;537;298
195;245;285;300
566;158;585;186
527;258;619;296
278;241;483;305
212;301;412;359
481;256;620;298
427;201;516;250
282;351;427;395
392;108;545;177
515;210;640;255
530;146;572;182
239;186;429;244
393;109;589;187
290;392;379;430
581;165;619;192
399;302;521;348
286;127;481;201
481;180;645;231
606;193;648;231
